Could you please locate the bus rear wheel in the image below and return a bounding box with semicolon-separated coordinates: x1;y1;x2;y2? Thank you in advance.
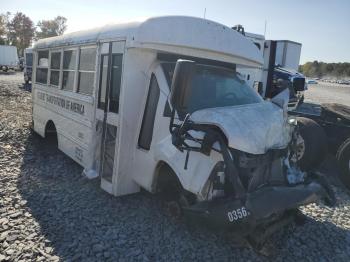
45;121;58;148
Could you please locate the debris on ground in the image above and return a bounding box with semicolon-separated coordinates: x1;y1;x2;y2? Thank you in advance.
1;72;350;261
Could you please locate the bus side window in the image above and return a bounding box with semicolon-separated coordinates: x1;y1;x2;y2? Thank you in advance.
62;50;77;91
49;51;61;87
138;74;160;150
36;50;49;84
78;48;96;95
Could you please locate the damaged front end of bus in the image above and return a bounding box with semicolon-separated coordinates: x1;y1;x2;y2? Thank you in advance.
167;60;335;239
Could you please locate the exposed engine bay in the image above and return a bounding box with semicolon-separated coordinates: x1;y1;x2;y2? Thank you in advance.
169;105;335;239
167;60;335;246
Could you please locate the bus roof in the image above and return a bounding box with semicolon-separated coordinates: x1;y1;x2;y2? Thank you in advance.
245;32;265;41
34;16;263;66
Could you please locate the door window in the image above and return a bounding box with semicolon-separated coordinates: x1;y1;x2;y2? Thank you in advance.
98;55;109;110
101;124;118;182
109;54;123;113
97;42;124;183
98;48;123;113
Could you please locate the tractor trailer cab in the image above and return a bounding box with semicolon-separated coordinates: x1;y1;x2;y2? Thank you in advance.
31;16;333;238
235;27;306;109
262;39;306;109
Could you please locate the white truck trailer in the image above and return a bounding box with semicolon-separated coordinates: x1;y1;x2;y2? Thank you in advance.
0;45;19;72
31;16;333;241
274;40;302;71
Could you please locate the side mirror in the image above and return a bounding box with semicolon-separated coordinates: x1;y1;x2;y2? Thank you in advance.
170;60;196;114
293;78;305;92
271;88;289;110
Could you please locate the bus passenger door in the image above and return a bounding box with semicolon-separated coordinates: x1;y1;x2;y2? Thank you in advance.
95;41;125;193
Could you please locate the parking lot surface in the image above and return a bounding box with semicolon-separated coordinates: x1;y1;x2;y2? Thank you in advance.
305;82;350;105
0;72;350;261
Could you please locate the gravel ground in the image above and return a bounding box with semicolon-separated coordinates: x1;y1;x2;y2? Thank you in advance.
1;72;350;261
305;82;350;105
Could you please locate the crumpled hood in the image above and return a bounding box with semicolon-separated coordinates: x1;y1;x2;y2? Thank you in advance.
190;102;292;154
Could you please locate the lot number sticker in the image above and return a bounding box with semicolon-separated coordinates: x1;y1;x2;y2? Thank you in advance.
227;207;250;222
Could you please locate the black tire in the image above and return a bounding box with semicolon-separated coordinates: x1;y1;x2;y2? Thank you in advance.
45;121;58;148
156;164;194;219
336;138;350;189
296;117;328;171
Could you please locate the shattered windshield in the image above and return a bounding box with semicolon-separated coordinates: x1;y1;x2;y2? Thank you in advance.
162;62;262;114
187;65;263;113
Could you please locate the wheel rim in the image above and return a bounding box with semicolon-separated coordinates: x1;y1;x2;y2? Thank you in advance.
166;194;189;219
291;134;305;162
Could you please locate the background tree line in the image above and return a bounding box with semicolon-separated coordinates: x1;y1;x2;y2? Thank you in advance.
0;12;67;56
299;61;350;79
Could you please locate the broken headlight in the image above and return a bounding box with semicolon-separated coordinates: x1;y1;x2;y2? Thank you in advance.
200;162;226;201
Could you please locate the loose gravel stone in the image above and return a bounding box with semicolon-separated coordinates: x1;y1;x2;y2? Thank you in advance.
0;72;350;261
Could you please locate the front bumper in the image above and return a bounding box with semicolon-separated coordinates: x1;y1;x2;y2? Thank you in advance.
183;181;332;234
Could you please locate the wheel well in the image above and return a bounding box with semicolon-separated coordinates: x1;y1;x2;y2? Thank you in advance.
153;161;182;193
45;120;57;137
44;120;58;145
153;161;197;204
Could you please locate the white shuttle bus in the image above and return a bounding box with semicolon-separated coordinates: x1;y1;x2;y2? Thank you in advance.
32;16;332;235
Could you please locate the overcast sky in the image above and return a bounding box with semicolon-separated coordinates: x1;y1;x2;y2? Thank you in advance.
2;0;349;63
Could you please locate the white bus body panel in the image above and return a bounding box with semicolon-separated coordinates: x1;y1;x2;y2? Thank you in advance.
129;59;224;196
32;16;264;197
33;86;95;167
109;48;156;196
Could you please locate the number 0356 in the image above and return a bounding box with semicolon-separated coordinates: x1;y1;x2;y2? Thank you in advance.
227;207;249;222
